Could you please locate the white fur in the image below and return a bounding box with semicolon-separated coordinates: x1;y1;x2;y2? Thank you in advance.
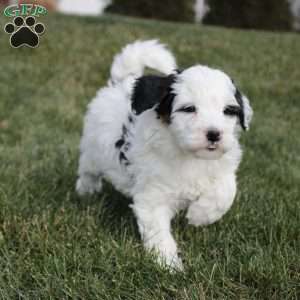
194;0;210;23
58;0;111;16
76;40;252;271
289;0;300;30
110;40;177;85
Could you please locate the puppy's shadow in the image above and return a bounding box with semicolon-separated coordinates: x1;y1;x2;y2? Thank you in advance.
74;181;138;236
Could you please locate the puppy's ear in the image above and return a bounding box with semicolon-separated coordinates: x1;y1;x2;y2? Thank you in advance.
155;74;177;124
233;82;253;131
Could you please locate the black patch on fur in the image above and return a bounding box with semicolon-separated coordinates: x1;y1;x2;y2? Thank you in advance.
116;123;132;166
231;79;246;130
119;151;130;166
115;124;128;149
128;114;134;123
115;139;125;148
234;88;246;130
131;74;177;124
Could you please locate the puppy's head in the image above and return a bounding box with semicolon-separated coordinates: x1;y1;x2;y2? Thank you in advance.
155;65;253;159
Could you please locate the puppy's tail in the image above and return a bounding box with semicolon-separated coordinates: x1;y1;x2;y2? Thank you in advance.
110;40;177;83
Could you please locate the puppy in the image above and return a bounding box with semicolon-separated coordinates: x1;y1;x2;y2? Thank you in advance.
76;40;253;270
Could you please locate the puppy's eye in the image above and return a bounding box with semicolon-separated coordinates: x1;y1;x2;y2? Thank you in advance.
176;105;196;113
224;105;240;116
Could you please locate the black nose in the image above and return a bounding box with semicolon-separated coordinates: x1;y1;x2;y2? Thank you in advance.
206;130;221;142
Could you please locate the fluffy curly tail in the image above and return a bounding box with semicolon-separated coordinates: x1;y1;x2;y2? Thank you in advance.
110;40;177;83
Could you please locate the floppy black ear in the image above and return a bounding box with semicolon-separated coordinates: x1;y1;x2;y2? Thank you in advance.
155;74;177;124
131;74;177;120
232;82;253;131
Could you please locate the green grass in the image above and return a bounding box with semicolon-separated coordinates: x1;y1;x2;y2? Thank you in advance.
0;13;299;299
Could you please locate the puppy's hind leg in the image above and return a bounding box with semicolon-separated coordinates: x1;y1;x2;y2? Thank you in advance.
76;149;104;196
76;173;103;196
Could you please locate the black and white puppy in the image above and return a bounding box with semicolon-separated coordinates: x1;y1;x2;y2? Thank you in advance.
76;40;253;270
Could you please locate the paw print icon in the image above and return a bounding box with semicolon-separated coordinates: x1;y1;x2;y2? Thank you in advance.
4;16;45;48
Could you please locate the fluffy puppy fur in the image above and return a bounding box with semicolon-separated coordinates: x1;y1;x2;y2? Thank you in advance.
76;40;253;270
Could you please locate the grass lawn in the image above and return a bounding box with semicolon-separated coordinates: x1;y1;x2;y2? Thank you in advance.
0;13;299;299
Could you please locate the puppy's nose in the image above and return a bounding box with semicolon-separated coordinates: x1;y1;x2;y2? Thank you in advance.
206;130;221;143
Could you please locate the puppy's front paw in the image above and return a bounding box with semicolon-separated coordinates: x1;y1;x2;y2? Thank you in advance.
156;252;184;272
186;208;211;226
186;201;220;227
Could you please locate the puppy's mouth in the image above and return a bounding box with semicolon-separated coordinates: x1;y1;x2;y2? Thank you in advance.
207;143;218;151
188;142;221;153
